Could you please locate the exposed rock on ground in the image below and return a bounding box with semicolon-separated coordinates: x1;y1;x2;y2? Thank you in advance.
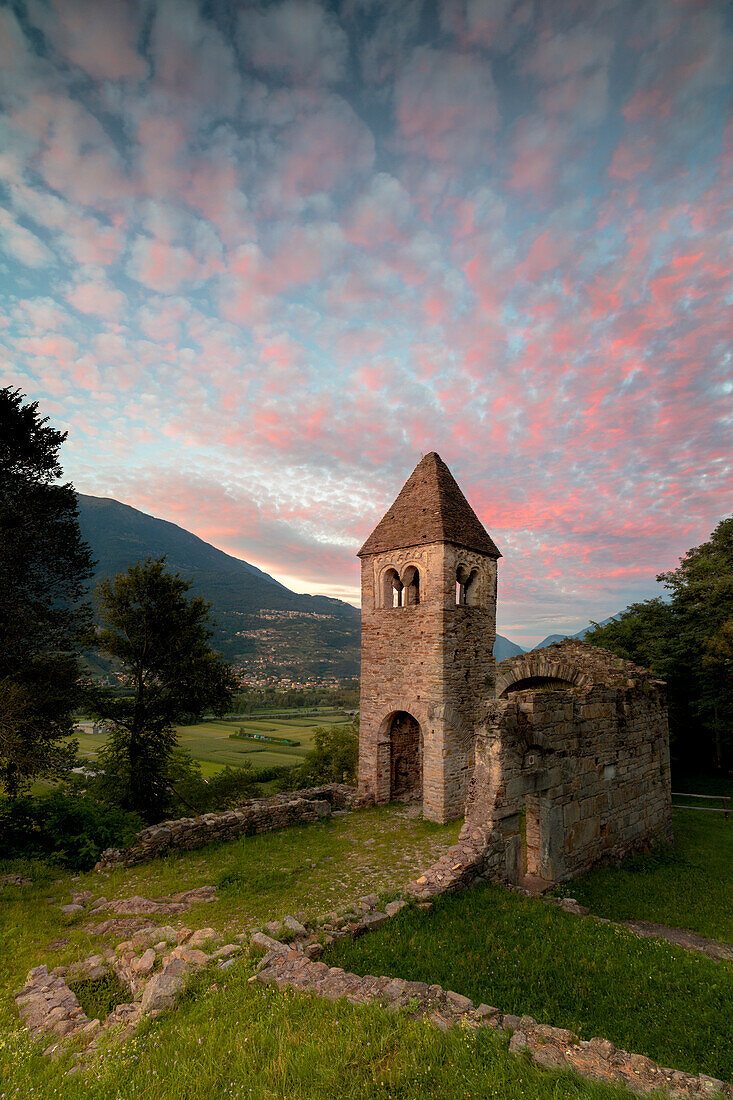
62;884;217;921
620;920;733;963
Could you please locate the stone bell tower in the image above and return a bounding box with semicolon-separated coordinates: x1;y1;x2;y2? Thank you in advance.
357;452;501;823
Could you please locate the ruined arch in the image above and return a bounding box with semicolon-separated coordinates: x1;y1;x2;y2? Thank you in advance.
495;657;593;698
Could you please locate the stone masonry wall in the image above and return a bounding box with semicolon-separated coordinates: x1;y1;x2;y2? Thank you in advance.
463;643;673;885
407;642;673;895
358;541;496;823
95;785;357;870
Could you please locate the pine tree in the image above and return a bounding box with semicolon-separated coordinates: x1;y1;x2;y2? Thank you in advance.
0;387;94;795
90;557;236;819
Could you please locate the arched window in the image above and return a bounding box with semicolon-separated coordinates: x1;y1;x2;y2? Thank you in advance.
456;565;480;606
402;565;420;606
382;568;403;608
465;567;480;606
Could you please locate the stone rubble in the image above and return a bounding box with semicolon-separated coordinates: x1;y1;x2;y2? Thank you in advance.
14;877;733;1098
62;885;217;919
14;926;242;1059
0;873;33;886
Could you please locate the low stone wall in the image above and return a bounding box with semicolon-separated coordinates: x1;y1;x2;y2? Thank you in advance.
253;937;732;1099
95;784;358;870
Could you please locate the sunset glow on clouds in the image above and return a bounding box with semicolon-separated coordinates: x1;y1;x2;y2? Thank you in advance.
1;0;731;645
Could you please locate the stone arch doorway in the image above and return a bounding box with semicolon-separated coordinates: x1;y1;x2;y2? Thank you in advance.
388;711;422;801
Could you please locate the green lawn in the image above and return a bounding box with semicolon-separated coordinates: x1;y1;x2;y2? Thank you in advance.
327;808;733;1083
0;805;461;1003
72;711;353;776
559;807;733;943
1;956;631;1100
2;805;731;1096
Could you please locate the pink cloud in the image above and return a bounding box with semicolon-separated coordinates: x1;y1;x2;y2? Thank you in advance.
8;184;125;267
396;47;499;165
66;276;127;318
127;236;212;293
346;173;413;249
276;96;375;199
0;208;55;268
508;117;563;193
608;138;655;181
14;93;129;209
262;222;345;294
16;334;78;363
38;0;147;82
150;0;241;115
440;0;532;53
623;86;674;123
241;0;348;86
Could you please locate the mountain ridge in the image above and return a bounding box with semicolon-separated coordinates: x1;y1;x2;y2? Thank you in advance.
531;615;620;651
76;493;527;676
76;494;360;680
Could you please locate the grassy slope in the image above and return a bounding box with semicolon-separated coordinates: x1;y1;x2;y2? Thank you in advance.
0;807;631;1100
2;958;630;1100
1;806;731;1097
559;808;733;943
0;807;461;1027
328;809;733;1082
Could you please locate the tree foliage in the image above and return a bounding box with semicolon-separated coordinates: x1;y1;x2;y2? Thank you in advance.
285;722;359;788
89;557;236;819
0;789;142;870
586;516;733;773
0;387;94;795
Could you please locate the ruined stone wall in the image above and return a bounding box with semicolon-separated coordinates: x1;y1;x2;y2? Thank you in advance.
463;644;673;884
358;541;496;823
95;785;357;870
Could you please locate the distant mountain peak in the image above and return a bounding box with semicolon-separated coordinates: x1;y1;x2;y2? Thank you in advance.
531;615;621;651
76;493;359;679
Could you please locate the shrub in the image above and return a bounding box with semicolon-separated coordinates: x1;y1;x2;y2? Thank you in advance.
164;750;263;816
282;724;358;789
0;791;143;870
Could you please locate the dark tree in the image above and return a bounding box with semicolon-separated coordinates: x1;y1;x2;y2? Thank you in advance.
90;557;236;819
586;516;733;774
0;387;94;796
286;722;359;788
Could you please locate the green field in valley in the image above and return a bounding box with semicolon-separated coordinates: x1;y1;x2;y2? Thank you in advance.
73;711;352;776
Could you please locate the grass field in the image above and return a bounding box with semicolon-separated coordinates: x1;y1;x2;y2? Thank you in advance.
73;711;352;776
558;805;733;943
0;956;634;1100
1;805;730;1097
328;808;733;1082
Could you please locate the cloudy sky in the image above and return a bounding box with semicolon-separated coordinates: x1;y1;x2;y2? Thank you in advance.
1;0;731;645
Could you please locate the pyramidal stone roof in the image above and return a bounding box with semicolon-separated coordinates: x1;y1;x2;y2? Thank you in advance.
358;452;501;558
